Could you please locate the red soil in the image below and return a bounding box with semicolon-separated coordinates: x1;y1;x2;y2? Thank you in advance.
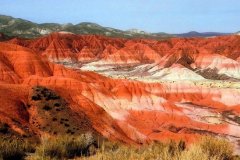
0;33;240;145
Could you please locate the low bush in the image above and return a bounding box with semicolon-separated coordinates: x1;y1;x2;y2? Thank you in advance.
83;136;236;160
0;123;9;134
199;136;234;160
34;132;96;159
2;135;236;160
0;137;34;160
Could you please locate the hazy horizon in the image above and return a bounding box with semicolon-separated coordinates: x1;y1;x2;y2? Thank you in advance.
0;0;239;33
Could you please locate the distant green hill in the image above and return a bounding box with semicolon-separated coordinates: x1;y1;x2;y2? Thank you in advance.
0;15;234;39
0;15;171;39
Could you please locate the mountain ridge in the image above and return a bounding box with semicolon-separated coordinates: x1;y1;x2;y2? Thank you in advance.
0;15;170;39
0;15;234;39
174;31;231;37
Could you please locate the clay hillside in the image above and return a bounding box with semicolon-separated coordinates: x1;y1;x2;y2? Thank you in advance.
0;32;240;150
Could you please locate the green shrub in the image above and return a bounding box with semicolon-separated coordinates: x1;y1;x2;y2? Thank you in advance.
31;94;41;101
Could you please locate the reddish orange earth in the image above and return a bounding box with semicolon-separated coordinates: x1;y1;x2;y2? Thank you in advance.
1;32;240;149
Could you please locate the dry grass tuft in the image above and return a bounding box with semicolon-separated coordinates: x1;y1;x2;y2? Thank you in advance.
32;132;96;159
0;137;34;160
82;136;236;160
2;135;237;160
198;136;234;160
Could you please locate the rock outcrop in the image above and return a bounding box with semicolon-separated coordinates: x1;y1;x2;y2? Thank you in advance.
0;33;240;147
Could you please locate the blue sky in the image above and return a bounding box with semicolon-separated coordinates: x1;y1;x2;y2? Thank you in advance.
0;0;239;33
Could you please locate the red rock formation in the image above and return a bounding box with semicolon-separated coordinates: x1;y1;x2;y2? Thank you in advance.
1;33;240;147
